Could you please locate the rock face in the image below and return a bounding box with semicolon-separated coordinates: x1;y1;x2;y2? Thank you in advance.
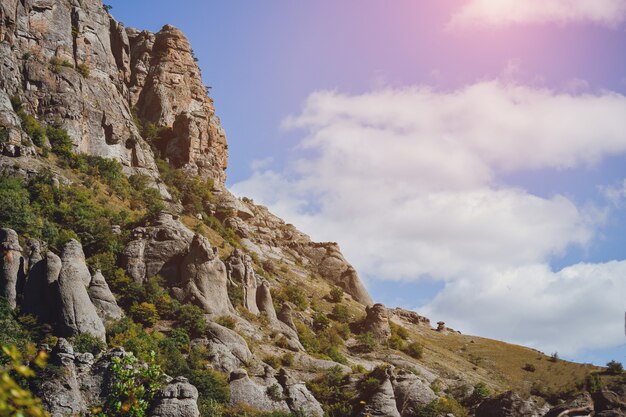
0;228;24;308
57;240;106;341
277;368;324;417
149;377;200;417
174;234;234;315
204;322;253;373
256;279;277;321
278;302;297;331
392;371;437;416
88;270;124;324
360;368;401;417
476;391;546;417
363;303;391;342
225;248;259;314
134;24;228;184
0;1;228;186
120;212;194;284
229;368;290;413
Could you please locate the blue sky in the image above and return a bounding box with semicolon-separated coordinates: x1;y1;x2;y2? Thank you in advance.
107;0;626;366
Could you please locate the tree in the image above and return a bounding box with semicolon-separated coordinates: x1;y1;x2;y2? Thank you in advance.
606;360;623;375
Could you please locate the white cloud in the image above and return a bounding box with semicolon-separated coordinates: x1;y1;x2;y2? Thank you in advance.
421;262;626;356
450;0;626;28
231;81;626;355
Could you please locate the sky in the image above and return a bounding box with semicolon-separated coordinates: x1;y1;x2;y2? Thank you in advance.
106;0;626;366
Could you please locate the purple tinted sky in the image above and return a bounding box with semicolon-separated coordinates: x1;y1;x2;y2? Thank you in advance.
106;0;626;365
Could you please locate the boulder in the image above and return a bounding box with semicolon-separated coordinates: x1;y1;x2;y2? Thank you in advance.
392;371;438;416
360;367;401;417
149;377;200;417
225;248;259;314
277;368;324;417
204;322;253;373
25;238;43;271
229;368;290;413
174;234;234;315
593;389;626;416
120;212;194;284
57;240;106;341
256;279;277;321
476;391;546;417
278;302;297;331
0;228;24;308
363;303;391;342
88;270;124;324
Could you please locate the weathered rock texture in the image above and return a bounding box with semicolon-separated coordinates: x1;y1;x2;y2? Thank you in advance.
229;368;290;413
256;279;277;321
363;303;391;342
149;377;200;417
225;248;259;314
277;368;324;417
360;368;401;417
174;234;234;315
0;228;24;308
392;371;437;416
0;0;227;185
121;212;194;283
476;391;547;417
57;240;106;341
88;270;124;323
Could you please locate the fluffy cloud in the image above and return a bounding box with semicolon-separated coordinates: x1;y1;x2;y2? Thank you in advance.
450;0;626;28
231;81;626;355
421;261;626;356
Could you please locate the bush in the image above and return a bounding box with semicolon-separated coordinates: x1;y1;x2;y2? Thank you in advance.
328;287;343;303
417;397;468;417
523;363;536;372
0;176;40;237
387;334;406;351
263;355;281;369
0;344;48;417
72;333;107;355
331;304;350;324
312;312;330;331
307;366;355;417
177;304;207;337
17;110;46;147
46;126;73;158
273;285;308;311
356;332;377;353
468;382;490;405
404;342;424;359
188;368;230;404
281;352;294;367
606;360;623;374
77;63;90;77
130;302;160;327
215;315;237;330
266;384;284;402
107;318;162;362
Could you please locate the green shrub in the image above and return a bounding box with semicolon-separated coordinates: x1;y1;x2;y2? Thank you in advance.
331;304;350;324
72;333;107;356
130;302;160;327
404;342;424;359
176;304;207;337
312;312;330;331
94;351;164;417
328;287;343;303
281;352;294;367
417;397;468;417
607;360;624;374
17;111;46;147
46;126;73;158
0;176;40;237
307;366;355;417
215;316;237;330
266;384;284;402
387;334;406;351
263;355;281;370
107;318;162;362
77;63;90;77
188;368;230;404
468;382;490;405
356;332;376;353
273;285;307;311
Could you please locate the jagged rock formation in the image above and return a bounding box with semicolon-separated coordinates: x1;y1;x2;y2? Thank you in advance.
392;371;438;416
133;24;228;184
57;240;106;341
225;248;259;314
360;367;401;417
88;270;124;324
363;303;392;341
0;0;228;186
228;368;290;413
121;212;194;283
389;307;432;328
204;322;253;373
149;377;200;417
475;391;548;417
277;368;324;417
174;234;234;315
256;279;277;321
216;190;373;306
0;228;24;308
278;302;297;331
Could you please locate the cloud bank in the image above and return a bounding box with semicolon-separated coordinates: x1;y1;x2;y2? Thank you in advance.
450;0;626;28
231;81;626;355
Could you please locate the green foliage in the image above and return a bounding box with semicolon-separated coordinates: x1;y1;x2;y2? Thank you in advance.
215;315;237;330
46;126;73;158
94;351;164;417
312;312;330;331
263;355;281;370
584;373;603;393
0;344;49;417
130;302;160;327
281;352;294;367
468;382;491;405
430;378;443;395
50;57;72;73
328;287;343;303
107;318;162;362
331;304;350;324
307;366;355;417
606;360;624;374
417;397;468;417
16;109;46;147
176;304;207;337
77;63;90;77
266;384;284;402
294;321;347;364
273;285;307;311
227;282;244;308
189;368;230;404
103;4;113;12
0;176;40;237
72;333;107;356
387;334;406;351
404;341;424;359
356;332;377;353
156;159;213;213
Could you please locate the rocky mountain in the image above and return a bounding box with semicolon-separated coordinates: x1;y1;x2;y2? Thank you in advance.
0;1;624;417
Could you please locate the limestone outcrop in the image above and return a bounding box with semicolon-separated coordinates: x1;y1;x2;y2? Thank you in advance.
57;240;106;341
360;367;401;417
0;228;24;308
88;270;124;324
149;377;200;417
362;303;391;342
174;234;234;315
225;248;259;314
256;279;277;321
392;371;438;416
229;368;290;413
120;212;194;284
277;369;324;417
